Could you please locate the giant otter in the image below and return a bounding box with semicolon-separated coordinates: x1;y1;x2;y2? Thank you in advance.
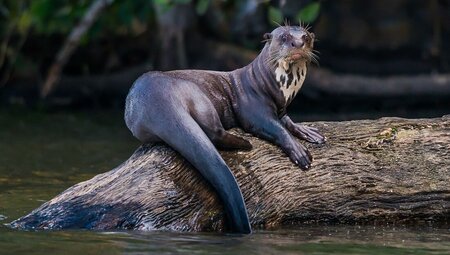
124;25;325;234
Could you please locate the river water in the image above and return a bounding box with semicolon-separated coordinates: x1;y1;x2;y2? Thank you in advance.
1;109;449;255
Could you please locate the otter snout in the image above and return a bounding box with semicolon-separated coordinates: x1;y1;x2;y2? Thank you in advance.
280;34;306;49
291;33;313;49
289;39;304;48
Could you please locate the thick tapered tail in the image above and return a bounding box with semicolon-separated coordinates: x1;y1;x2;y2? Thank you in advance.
155;114;252;234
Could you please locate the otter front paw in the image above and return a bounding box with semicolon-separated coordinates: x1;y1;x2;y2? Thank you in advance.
292;124;326;144
287;143;313;170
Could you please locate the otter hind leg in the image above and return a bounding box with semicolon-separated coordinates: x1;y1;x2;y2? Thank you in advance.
190;103;252;151
211;130;252;151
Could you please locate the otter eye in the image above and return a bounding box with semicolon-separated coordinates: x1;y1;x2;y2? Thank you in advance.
280;34;288;43
302;34;310;43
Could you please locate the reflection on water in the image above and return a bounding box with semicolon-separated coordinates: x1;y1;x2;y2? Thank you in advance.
1;109;449;255
0;109;139;223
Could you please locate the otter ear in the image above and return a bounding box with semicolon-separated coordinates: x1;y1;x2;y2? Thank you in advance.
263;33;272;40
309;32;315;47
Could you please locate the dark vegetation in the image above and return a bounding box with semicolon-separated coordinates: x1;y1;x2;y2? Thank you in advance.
1;0;449;120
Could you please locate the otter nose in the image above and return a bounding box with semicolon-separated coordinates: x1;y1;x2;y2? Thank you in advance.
290;40;304;48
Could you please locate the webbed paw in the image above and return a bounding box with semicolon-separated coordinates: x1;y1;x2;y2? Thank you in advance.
293;124;326;144
287;142;313;170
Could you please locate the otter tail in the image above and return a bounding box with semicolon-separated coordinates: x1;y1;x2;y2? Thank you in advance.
154;112;252;234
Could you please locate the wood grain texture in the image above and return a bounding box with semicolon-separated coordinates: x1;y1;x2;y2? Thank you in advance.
10;116;450;232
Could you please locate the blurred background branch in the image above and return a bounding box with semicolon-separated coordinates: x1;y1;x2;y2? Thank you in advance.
40;0;114;98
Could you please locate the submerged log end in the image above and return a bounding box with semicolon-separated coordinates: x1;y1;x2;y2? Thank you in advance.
10;116;450;231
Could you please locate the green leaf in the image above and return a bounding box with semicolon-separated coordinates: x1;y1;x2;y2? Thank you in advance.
17;11;32;34
30;0;53;24
268;6;283;25
297;2;320;23
196;0;209;15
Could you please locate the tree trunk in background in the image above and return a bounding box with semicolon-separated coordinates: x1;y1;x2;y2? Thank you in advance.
10;116;450;232
153;3;195;70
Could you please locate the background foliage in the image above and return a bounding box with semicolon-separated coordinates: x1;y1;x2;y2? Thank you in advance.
1;0;448;112
0;0;321;82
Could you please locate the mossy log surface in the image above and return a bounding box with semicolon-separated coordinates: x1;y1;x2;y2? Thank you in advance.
10;116;450;232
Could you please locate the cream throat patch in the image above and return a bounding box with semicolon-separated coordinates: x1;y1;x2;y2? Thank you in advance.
274;60;307;104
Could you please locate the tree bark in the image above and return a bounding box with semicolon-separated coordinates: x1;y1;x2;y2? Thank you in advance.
10;116;450;232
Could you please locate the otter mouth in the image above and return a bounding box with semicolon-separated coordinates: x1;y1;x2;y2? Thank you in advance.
276;50;314;71
285;51;310;64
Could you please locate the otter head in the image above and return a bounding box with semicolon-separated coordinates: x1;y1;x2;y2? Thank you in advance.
264;26;316;68
263;26;316;103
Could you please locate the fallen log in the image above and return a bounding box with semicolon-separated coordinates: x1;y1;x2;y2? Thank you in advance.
10;116;450;232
